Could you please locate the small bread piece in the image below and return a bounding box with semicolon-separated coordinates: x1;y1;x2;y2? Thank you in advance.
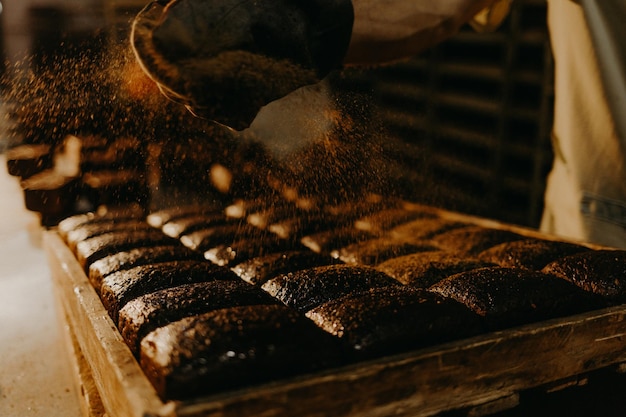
376;251;494;287
306;286;483;358
477;238;591;270
232;251;340;286
429;267;606;330
100;260;238;322
333;236;438;266
140;304;342;400
261;264;399;313
88;245;203;293
74;229;176;272
542;250;626;304
119;280;279;355
430;226;525;256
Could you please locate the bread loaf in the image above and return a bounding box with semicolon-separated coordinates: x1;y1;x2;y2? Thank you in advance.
118;280;279;355
88;245;203;293
429;267;606;330
100;260;238;322
140;304;342;399
306;286;483;359
261;264;399;312
542;250;626;304
376;251;493;287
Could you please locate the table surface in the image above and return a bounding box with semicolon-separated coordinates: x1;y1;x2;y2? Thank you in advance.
0;154;83;417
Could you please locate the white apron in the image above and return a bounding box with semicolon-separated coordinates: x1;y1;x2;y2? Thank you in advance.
541;0;626;248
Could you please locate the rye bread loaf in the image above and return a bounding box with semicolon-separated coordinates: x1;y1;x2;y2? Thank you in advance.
161;212;233;238
203;232;297;266
146;204;223;228
333;236;438;266
74;229;177;272
388;216;468;241
300;226;374;254
428;267;606;330
66;220;154;252
542;250;626;304
119;280;279;355
100;260;238;322
178;223;259;252
232;250;340;286
477;238;591;270
376;251;494;287
140;304;342;400
261;264;399;313
353;207;433;234
88;245;203;293
430;226;525;256
57;206;146;240
306;286;483;359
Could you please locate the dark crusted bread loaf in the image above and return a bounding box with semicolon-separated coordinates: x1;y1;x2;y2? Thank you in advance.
542;250;626;305
74;229;177;272
306;286;483;359
300;226;374;254
146;204;223;228
333;236;438;266
88;245;203;294
268;211;345;240
430;226;525;256
66;220;155;251
232;251;340;286
388;216;468;241
353;207;433;234
119;280;279;355
140;304;342;400
100;260;238;322
161;212;233;238
261;264;399;313
429;266;606;330
178;223;260;252
57;206;146;240
477;238;591;270
376;251;494;287
203;232;298;266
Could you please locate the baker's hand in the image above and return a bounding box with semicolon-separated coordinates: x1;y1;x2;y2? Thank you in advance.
131;0;354;130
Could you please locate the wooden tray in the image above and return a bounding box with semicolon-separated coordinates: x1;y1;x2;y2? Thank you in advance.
44;225;626;417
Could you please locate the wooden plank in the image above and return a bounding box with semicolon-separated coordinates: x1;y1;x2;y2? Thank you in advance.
44;231;176;417
44;226;626;417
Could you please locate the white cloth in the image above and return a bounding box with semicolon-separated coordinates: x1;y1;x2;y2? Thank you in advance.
541;0;626;248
